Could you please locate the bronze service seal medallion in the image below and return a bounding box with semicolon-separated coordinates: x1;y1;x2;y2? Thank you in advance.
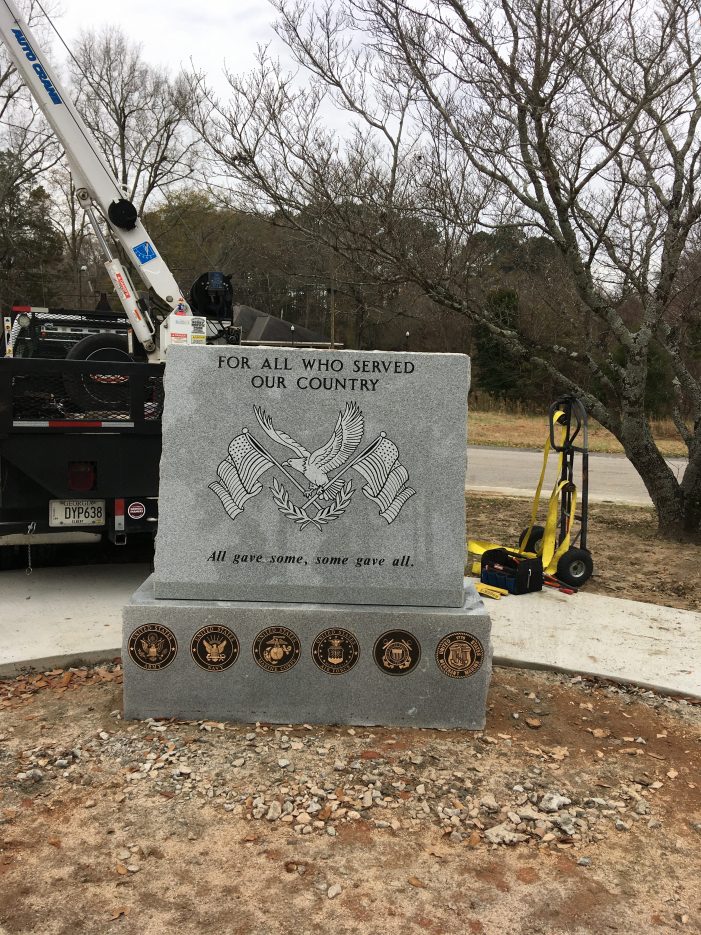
312;628;360;675
435;631;484;678
191;625;239;672
253;626;301;673
373;629;421;676
128;623;177;671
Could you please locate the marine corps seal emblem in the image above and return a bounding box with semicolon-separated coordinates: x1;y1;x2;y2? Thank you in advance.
312;628;360;674
128;623;177;671
435;632;484;678
191;625;239;672
253;626;301;673
373;629;421;676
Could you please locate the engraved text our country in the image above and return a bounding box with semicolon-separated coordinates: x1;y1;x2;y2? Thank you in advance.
218;354;415;392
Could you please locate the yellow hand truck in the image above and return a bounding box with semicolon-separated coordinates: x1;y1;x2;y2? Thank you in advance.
517;396;593;587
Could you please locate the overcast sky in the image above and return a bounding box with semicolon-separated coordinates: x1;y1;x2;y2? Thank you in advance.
52;0;285;95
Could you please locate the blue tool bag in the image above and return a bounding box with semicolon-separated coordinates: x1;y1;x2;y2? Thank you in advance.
480;548;543;595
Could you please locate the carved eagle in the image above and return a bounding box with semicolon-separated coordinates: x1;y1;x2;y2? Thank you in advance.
203;638;228;662
254;402;364;500
141;636;164;659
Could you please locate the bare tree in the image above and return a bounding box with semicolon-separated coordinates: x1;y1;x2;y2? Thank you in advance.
47;165;94;306
0;0;61;185
0;0;52;120
70;26;198;214
189;0;701;538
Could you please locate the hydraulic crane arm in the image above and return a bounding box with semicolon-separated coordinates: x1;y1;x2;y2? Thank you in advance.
0;0;202;357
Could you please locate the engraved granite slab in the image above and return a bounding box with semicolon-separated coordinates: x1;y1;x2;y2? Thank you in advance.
122;577;492;729
153;346;469;607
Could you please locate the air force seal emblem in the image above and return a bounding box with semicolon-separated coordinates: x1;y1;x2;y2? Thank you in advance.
312;628;360;674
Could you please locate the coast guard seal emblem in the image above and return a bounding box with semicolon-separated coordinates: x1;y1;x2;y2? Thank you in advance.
373;629;421;676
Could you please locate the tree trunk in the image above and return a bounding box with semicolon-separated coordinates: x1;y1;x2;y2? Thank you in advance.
619;412;700;541
680;437;701;536
354;301;367;350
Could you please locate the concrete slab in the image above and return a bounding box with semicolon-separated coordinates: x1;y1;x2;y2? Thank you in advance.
1;564;699;700
0;563;147;675
489;587;701;698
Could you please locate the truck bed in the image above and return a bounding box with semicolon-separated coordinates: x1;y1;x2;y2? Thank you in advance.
0;357;163;546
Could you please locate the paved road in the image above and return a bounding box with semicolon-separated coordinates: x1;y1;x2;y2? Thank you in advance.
467;446;687;506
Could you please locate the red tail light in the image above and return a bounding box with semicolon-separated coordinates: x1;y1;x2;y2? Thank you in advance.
68;461;96;492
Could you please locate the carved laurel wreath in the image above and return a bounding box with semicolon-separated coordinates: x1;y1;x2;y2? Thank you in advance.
271;476;354;531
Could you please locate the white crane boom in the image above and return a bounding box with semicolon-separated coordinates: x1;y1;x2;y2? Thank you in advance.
0;0;205;358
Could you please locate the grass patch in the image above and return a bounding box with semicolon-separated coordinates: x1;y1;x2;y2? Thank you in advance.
468;409;687;457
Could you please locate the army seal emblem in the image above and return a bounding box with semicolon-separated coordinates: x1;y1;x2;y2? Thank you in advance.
373;629;421;676
191;625;239;672
253;626;301;673
435;632;484;678
312;628;360;675
128;623;177;671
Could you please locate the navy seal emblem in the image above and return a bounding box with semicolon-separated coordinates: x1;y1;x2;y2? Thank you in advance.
191;625;239;672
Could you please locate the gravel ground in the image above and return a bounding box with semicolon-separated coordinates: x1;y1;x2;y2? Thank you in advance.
1;663;700;934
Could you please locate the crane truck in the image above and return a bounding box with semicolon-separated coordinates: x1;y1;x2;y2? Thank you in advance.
0;0;241;562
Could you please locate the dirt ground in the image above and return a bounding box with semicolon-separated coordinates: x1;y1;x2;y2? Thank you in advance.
466;493;701;612
1;459;697;934
1;665;700;935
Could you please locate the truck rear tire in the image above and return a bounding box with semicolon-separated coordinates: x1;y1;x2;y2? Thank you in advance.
63;333;140;411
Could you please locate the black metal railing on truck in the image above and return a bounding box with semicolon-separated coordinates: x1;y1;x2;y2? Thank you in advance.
0;357;164;436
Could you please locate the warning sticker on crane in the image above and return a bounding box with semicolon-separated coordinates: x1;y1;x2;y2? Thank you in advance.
133;241;157;264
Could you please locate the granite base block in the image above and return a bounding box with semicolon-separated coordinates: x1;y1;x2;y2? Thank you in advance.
122;577;492;730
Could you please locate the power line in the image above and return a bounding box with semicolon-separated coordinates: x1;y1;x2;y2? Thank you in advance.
0;117;53;137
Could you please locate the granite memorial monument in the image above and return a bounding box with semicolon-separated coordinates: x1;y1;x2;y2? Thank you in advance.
122;346;492;728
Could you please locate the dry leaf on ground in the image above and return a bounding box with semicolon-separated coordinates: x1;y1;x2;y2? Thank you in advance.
408;877;427;888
